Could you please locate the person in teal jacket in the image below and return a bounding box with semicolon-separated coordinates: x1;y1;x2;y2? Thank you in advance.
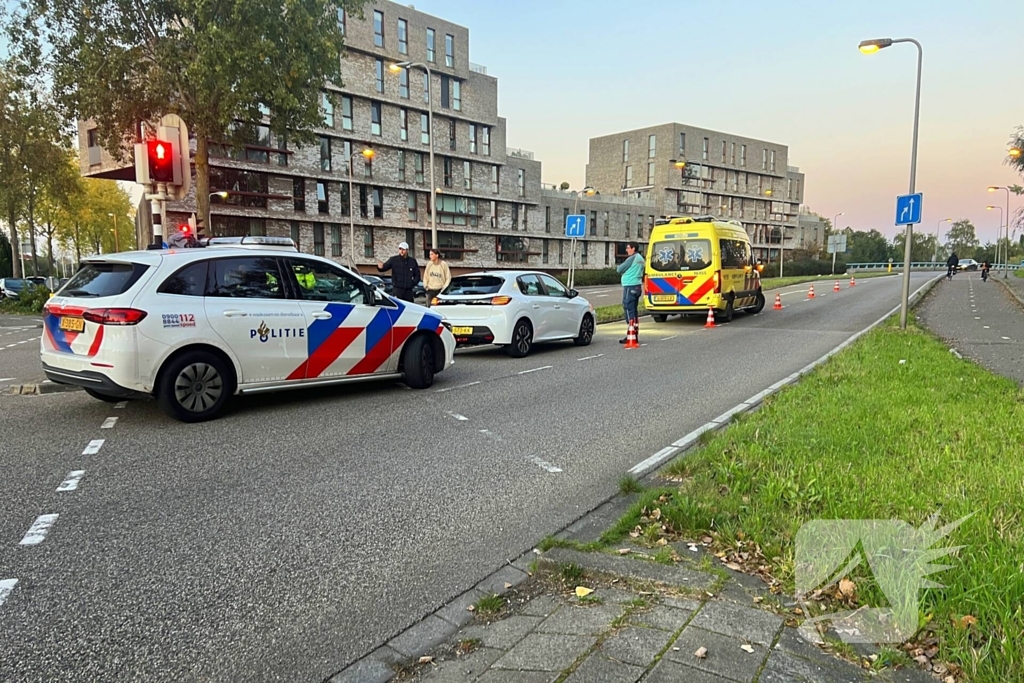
617;241;644;343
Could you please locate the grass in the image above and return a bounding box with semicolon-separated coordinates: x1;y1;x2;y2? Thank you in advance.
1014;269;1024;280
474;594;506;616
606;318;1024;682
618;475;643;495
559;563;585;584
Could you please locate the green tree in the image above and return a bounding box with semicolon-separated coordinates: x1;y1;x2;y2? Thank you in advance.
945;219;979;256
0;229;11;278
54;177;131;260
8;0;366;239
844;229;890;263
891;230;938;262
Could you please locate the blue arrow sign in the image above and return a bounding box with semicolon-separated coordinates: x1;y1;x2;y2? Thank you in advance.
565;214;586;238
895;193;923;226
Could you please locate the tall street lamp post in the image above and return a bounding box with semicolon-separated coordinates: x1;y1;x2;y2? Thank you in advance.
567;187;595;290
107;213;120;253
934;217;951;265
348;148;376;272
988;186;1012;277
860;36;923;330
986;205;1004;267
831;212;845;275
392;61;437;250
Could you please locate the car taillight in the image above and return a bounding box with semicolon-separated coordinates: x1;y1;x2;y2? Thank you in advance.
713;271;722;294
491;296;512;305
83;308;148;326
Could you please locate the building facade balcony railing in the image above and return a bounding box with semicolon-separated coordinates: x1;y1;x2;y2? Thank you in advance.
469;62;488;75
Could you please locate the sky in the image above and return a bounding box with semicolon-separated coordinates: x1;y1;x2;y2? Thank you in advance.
407;0;1024;243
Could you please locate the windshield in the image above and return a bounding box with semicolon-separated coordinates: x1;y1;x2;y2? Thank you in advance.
649;239;712;272
61;262;150;298
3;279;26;290
444;275;505;296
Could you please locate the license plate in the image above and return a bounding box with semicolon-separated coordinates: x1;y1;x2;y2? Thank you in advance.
59;317;85;333
652;295;677;304
451;326;473;335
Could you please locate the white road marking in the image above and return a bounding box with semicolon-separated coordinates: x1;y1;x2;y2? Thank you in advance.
100;417;118;429
975;317;981;320
576;354;603;361
5;344;16;348
660;335;679;341
0;579;17;608
518;365;552;375
1002;336;1011;341
82;439;105;455
57;470;86;492
447;412;469;421
114;402;126;409
528;456;562;473
435;381;481;393
984;326;991;329
0;377;15;382
19;514;58;546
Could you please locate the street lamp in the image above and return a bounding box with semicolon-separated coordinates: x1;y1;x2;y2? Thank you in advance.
1009;148;1022;159
986;205;1004;267
830;212;845;275
859;36;924;330
347;147;376;272
391;61;437;250
934;217;951;265
669;158;703;215
107;213;120;253
988;186;1012;277
566;186;595;290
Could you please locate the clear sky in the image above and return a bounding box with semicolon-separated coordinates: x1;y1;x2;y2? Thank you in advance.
409;0;1024;243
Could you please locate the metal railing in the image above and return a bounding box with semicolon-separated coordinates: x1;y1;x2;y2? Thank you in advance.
506;147;534;160
469;62;488;75
847;261;1022;271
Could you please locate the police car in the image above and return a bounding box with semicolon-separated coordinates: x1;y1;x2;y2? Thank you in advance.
40;236;456;422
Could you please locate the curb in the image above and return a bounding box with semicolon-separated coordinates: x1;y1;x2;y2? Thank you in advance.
995;277;1024;309
328;273;945;683
7;382;82;396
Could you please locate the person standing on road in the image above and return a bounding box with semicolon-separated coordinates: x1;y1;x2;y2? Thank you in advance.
423;249;452;307
377;242;421;302
946;251;959;279
617;241;645;344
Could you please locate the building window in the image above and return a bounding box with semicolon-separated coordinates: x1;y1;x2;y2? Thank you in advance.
342;139;351;162
470;125;477;154
517;168;525;197
423;72;430;104
415;153;424;183
399;69;409;99
371;101;382;136
364;228;374;257
373;10;384;47
441;76;451;109
445;33;454;67
625;166;633;188
770;150;776;173
497;235;528;262
463;160;472;190
291;221;301;250
702;137;709;161
762;149;768;171
427;28;435;62
491;166;499;193
320;137;331;171
679;132;686;154
740;144;747;167
398;18;408;54
421;113;430;144
605;242;609;265
545;206;551;233
589;210;597;236
481;126;491;156
359;186;369;217
580;240;588;265
437;231;464;260
322;93;334;127
721;140;727;162
563;208;570;233
542;239;549;264
337;8;345;35
407;191;418;221
342;96;353;131
400;109;408;141
623;139;629;162
559;240;564;264
452;80;461;111
406;229;416;252
375;59;384;93
339;183;350;217
331;224;342;257
363;155;373;178
293;178;305;212
637;215;643;238
730;142;736;165
648;134;656;158
449;119;457;150
511;204;519;231
372;187;383;218
787;178;793;199
398;150;406;182
313;222;325;256
317;181;328;214
624;214;631;238
647;162;654;186
443;157;453;187
490;201;497;228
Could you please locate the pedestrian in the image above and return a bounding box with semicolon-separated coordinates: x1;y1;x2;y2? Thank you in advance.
617;241;645;344
377;242;420;302
423;248;451;306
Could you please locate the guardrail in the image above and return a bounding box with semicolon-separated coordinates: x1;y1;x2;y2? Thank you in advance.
847;262;1022;271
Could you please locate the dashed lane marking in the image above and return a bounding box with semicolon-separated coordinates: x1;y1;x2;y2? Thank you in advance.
518;365;552;375
82;439;105;455
19;514;58;546
660;335;679;341
435;381;480;394
528;456;562;473
1002;336;1011;341
0;579;17;608
576;354;603;361
100;417;118;429
446;412;469;421
114;402;126;409
57;471;86;492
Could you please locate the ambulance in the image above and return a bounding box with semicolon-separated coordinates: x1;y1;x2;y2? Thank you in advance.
643;216;765;323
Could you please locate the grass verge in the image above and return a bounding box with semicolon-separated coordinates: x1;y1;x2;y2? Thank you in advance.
604;318;1024;682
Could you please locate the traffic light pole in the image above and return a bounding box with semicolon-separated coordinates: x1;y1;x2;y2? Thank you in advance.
145;183;169;249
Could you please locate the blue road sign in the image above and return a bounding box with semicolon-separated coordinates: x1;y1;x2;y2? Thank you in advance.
565;214;586;238
895;193;923;226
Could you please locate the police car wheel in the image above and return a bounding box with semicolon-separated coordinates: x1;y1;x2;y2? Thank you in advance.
157;350;233;423
402;335;435;389
573;314;595;346
84;388;123;403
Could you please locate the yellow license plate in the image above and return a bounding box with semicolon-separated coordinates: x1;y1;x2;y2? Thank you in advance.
652;295;677;304
451;326;473;335
59;317;85;333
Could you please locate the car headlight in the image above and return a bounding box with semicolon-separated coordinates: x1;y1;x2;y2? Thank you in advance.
440;320;452;332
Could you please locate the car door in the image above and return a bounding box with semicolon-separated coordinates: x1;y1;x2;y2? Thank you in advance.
203;256;308;385
537;274;581;338
515;273;556;341
284;257;404;378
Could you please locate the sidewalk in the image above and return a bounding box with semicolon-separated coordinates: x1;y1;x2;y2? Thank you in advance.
917;271;1024;385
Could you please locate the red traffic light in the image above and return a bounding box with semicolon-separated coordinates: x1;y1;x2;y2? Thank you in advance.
178;223;190;234
147;139;175;183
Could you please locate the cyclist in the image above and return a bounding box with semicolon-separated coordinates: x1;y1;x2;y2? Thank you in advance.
946;251;959;280
981;260;991;282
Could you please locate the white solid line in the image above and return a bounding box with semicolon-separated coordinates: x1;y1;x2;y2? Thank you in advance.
19;514;58;546
518;365;552;375
435;381;481;393
577;354;604;361
100;417;118;429
114;402;126;409
0;377;15;382
0;578;17;607
447;412;469;421
82;439;105;455
5;344;15;348
57;470;86;492
529;456;562;473
629;445;681;476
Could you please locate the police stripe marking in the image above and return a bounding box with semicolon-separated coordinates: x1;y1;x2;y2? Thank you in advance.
20;514;58;546
57;471;86;492
82;439;104;455
101;417;118;429
0;579;17;608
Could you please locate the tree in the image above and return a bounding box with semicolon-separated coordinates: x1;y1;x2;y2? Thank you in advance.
54;177;131;260
891;230;937;263
844;229;890;263
945;219;979;256
0;230;11;278
559;182;570;191
8;0;367;240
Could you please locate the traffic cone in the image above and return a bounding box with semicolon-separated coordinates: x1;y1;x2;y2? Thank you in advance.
850;276;856;287
833;280;840;292
808;285;815;299
773;293;782;310
704;306;716;328
624;319;639;349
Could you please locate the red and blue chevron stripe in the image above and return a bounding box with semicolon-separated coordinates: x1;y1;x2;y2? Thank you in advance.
43;312;104;357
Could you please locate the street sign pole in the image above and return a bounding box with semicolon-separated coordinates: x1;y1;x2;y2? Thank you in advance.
568;237;577;290
895;191;923;328
565;214;587;289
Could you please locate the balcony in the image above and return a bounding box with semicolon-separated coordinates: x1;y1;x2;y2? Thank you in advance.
507;147;534;160
469;62;488;75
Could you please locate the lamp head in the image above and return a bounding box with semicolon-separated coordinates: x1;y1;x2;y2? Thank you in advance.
1009;148;1022;159
361;148;375;160
858;38;893;54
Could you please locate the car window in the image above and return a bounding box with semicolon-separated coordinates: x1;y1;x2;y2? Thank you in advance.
517;274;543;296
287;258;367;305
208;257;284;299
649;239;711;272
719;239;747;268
61;262;149;298
538;274;569;297
158;261;209;296
445;275;505;295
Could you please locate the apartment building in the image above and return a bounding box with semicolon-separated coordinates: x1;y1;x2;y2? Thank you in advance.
585;124;806;262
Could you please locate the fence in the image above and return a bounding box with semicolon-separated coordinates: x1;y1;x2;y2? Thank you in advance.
847;262;1022;271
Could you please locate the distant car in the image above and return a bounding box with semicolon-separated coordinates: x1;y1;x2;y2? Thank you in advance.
957;259;979;272
363;275;387;291
414;280;426;298
432;270;594;357
0;278;28;299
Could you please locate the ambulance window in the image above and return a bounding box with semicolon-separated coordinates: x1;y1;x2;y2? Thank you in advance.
650;239;711;272
719;239;747;268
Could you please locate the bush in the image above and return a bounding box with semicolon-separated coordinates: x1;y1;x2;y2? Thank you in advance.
760;258;847;279
554;268;621;287
0;285;50;315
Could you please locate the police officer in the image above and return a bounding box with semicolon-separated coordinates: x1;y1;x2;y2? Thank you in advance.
377;242;421;302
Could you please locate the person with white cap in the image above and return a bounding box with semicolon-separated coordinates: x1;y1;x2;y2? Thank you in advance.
377;241;421;302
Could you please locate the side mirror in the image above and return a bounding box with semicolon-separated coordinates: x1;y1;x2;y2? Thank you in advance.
568;289;579;298
372;287;386;304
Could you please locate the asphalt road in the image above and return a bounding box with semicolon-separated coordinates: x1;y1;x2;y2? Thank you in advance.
0;273;934;682
0;315;44;390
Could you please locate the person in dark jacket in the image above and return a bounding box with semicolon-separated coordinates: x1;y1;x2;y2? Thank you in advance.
377;242;421;302
946;252;959;279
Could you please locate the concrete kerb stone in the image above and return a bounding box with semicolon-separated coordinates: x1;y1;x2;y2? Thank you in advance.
995;276;1024;309
8;382;81;396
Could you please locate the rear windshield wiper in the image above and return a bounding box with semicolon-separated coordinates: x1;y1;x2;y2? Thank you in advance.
63;290;99;297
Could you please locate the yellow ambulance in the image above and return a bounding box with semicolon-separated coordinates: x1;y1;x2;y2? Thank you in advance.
643;216;765;323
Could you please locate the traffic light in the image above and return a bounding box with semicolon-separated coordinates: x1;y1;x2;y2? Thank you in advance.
147;139;175;183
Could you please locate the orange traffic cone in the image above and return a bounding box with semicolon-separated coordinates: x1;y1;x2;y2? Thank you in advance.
773;293;782;310
808;285;815;299
624;319;639;349
850;276;856;287
704;306;716;328
833;280;840;292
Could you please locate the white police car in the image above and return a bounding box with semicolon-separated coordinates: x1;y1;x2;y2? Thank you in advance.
40;236;455;422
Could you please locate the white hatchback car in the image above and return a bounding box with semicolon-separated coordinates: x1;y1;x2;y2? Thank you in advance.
40;236;456;422
432;270;595;357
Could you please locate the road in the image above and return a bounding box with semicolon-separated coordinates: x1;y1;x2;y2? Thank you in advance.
0;315;44;390
0;273;934;682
